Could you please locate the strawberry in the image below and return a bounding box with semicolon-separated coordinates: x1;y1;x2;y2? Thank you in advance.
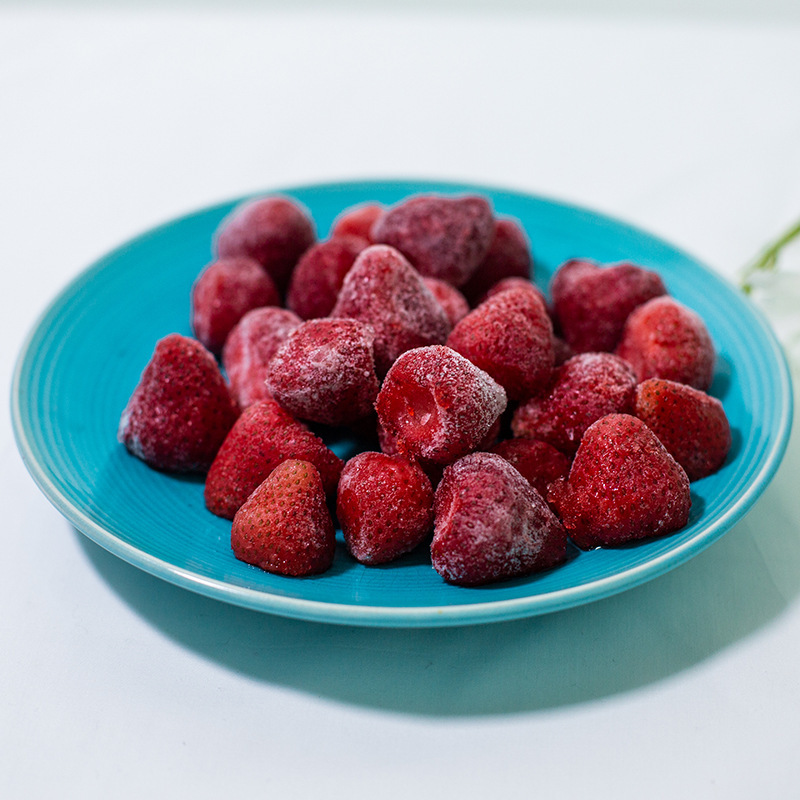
551;258;667;353
447;286;554;402
204;399;343;519
286;235;369;320
512;352;637;455
118;333;239;473
265;318;380;426
549;413;691;548
490;438;571;510
231;459;336;576
375;345;507;467
214;196;316;291
460;218;533;305
421;277;470;327
190;256;280;354
330;244;451;375
221;306;302;409
371;195;496;287
331;203;384;241
337;452;434;564
431;452;568;586
616;296;715;390
634;378;732;480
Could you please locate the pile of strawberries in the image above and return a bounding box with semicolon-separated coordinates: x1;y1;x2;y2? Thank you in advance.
118;192;732;586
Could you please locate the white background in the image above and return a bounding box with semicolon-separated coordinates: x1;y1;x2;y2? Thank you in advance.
2;4;799;799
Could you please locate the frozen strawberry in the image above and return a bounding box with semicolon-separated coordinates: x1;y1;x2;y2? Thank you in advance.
204;399;343;519
214;196;316;291
231;459;335;576
447;287;554;402
616;296;716;390
286;235;368;320
431;452;567;586
552;336;573;366
550;414;691;548
551;258;667;353
265;318;380;426
483;276;547;308
221;306;302;409
190;257;280;354
634;378;731;480
512;352;637;455
375;345;507;466
331;203;384;241
490;438;571;508
337;452;434;565
118;333;239;473
330;244;451;375
422;277;470;327
371;195;495;287
460;218;533;304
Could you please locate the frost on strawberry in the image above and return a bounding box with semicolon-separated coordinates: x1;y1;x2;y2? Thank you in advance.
214;195;316;291
337;452;434;565
551;258;667;353
286;235;368;320
331;244;451;375
204;399;343;519
431;452;568;586
460;218;533;305
266;318;380;426
550;413;691;549
190;256;280;355
616;296;715;390
447;286;554;403
375;345;507;467
231;459;336;577
118;333;239;473
490;438;571;511
634;378;732;481
221;306;302;409
371;195;495;287
512;352;637;455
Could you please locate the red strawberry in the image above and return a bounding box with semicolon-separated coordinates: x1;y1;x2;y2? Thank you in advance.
231;459;336;576
490;438;571;510
460;218;533;305
375;345;507;466
337;452;434;564
616;296;715;390
482;276;547;308
371;195;496;287
512;352;637;455
422;277;470;327
331;203;384;241
118;333;239;473
221;306;302;409
431;452;568;586
204;399;343;519
214;196;316;291
549;413;691;548
265;318;380;426
286;235;369;320
447;286;554;402
190;257;280;354
634;378;732;480
551;258;667;353
330;244;451;375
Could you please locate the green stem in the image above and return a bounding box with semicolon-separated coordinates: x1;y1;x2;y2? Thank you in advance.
741;218;800;294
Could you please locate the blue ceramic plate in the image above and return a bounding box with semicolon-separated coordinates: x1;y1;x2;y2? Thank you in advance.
11;180;793;627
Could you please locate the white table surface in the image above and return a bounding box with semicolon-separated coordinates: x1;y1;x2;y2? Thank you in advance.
2;6;799;799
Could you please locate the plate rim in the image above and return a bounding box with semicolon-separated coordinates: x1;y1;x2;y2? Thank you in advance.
10;177;795;627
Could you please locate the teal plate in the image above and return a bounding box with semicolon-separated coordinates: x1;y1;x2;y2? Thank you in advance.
11;180;794;627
